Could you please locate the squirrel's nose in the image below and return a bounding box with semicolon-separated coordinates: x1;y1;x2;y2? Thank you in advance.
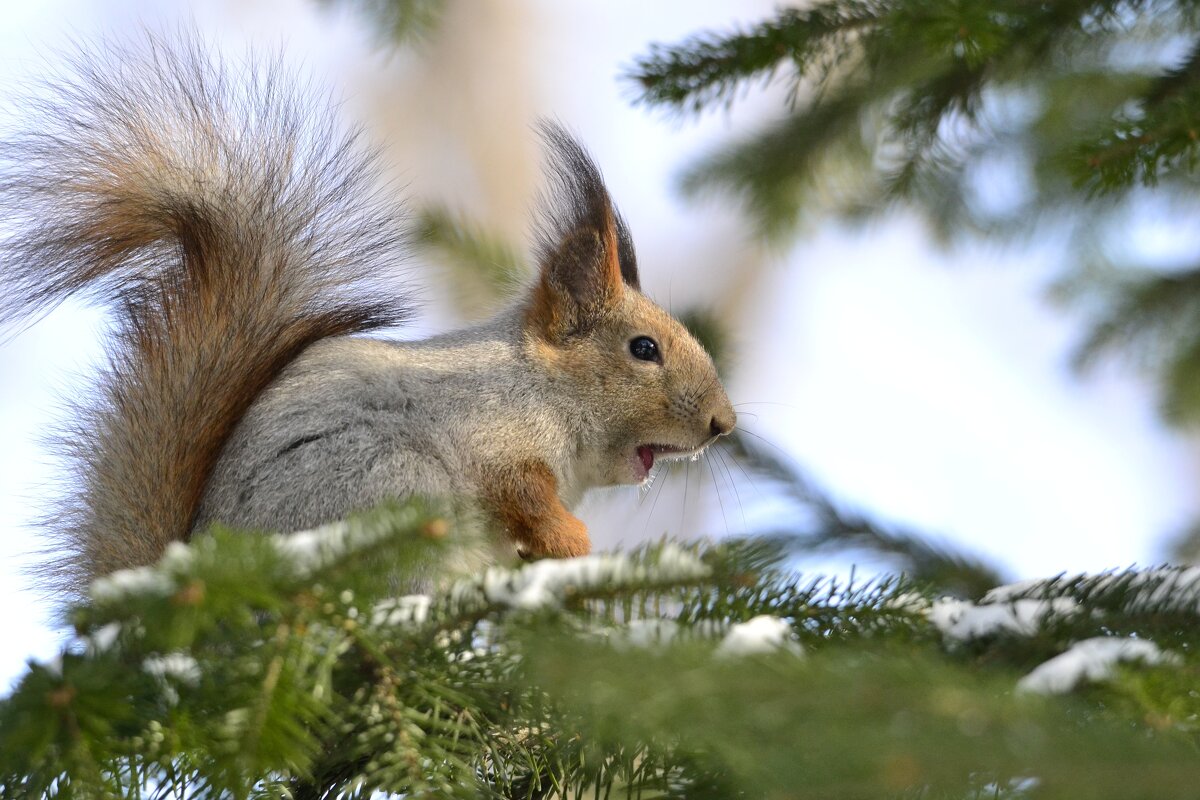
709;411;736;438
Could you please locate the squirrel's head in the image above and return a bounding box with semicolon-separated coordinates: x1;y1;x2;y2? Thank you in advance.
521;123;736;487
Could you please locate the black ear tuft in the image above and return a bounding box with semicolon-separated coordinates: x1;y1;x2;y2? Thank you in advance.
614;213;639;290
533;120;640;291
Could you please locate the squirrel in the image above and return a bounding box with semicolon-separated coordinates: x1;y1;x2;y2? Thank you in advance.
0;37;736;601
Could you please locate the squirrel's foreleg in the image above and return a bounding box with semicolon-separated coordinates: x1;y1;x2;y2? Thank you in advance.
481;461;591;559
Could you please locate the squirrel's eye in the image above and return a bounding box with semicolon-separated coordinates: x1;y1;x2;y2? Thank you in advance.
629;336;660;363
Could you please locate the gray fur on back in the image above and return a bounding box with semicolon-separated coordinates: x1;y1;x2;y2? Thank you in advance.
195;307;591;536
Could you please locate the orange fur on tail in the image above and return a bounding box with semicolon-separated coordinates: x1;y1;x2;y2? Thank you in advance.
0;36;411;600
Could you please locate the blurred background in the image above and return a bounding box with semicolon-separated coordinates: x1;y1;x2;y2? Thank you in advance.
3;0;1199;688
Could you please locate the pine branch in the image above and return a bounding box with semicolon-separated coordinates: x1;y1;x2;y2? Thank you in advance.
628;6;882;114
1074;100;1200;193
678;87;877;236
1072;30;1200;191
519;632;1200;799
984;566;1200;618
4;518;1200;797
630;0;1199;232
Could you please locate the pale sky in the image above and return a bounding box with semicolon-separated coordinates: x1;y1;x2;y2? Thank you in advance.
1;0;1196;690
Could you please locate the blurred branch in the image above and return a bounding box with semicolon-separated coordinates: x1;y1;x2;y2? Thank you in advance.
1071;265;1200;424
317;0;447;45
629;1;1199;230
679;87;876;236
721;430;1006;599
1167;517;1200;563
414;205;529;317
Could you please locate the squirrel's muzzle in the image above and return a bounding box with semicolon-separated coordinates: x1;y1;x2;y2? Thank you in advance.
710;413;736;439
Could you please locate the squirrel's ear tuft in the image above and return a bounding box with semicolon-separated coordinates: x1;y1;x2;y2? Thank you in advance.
526;121;639;342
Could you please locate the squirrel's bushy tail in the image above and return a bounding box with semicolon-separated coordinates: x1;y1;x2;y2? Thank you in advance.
0;36;411;600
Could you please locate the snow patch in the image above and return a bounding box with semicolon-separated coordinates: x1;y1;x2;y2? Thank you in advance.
159;541;194;570
275;507;432;577
885;591;931;614
477;544;709;611
90;565;175;603
982;576;1057;603
89;622;122;653
38;654;63;678
276;520;353;575
89;542;197;602
1018;637;1180;695
716;615;802;658
143;652;202;705
930;598;1079;641
371;594;432;628
143;653;201;686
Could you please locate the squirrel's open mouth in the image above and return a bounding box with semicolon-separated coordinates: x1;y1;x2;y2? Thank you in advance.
634;443;697;475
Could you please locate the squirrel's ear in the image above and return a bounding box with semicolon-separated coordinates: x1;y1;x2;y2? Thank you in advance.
525;122;639;342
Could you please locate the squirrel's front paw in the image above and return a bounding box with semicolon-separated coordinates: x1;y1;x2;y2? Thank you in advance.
483;460;592;560
522;514;590;560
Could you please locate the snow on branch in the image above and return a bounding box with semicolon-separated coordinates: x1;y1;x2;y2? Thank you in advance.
89;502;443;605
1018;637;1180;695
442;543;711;616
984;567;1200;616
926;566;1200;645
716;615;804;657
90;542;195;602
927;568;1195;697
929;598;1080;642
274;502;441;578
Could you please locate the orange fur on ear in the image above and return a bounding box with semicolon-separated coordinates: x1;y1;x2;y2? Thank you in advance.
480;460;591;558
598;202;623;290
525;216;624;341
